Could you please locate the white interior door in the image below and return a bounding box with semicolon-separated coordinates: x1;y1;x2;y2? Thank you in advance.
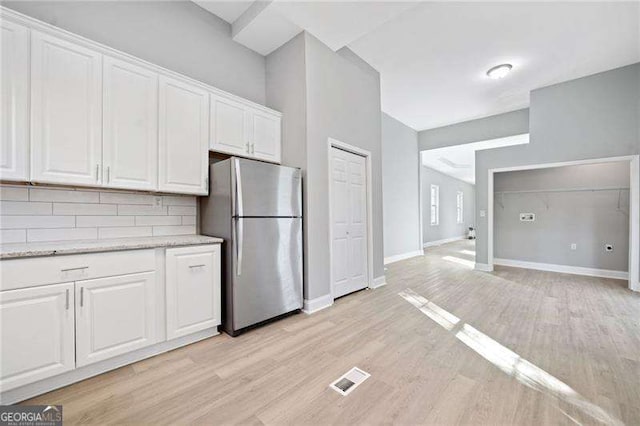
103;56;158;191
30;30;103;186
331;147;368;298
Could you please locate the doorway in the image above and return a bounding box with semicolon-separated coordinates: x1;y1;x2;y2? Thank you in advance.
329;142;371;298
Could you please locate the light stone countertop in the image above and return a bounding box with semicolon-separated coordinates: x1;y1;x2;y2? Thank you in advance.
0;234;223;259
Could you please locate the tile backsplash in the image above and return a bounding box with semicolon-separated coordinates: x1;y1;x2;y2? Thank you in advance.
0;185;198;244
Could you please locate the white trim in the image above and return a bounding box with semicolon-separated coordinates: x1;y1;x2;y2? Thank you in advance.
302;294;334;314
327;138;374;302
370;275;387;289
474;263;494;272
0;327;218;405
487;155;640;292
494;258;629;280
384;250;423;265
423;236;467;248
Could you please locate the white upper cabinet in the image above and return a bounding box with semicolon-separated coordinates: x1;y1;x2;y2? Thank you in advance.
158;76;209;195
0;282;75;391
31;31;103;186
210;93;282;163
210;94;249;156
250;109;281;163
0;20;29;181
103;56;158;191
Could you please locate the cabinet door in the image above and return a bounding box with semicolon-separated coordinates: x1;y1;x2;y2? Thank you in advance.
250;110;281;163
0;283;75;391
0;20;29;181
31;31;103;186
158;76;208;195
210;94;249;156
75;272;156;367
166;245;221;340
103;56;158;191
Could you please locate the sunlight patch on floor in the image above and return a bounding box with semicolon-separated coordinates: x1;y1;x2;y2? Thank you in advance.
459;249;476;256
399;288;623;426
442;255;475;268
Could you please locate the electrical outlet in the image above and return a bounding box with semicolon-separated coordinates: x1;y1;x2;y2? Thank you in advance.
479;210;486;217
605;244;614;252
570;243;577;250
154;196;162;207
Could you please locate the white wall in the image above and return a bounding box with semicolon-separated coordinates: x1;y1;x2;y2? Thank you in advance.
0;185;196;243
494;162;630;271
3;1;266;104
382;113;421;260
421;166;475;245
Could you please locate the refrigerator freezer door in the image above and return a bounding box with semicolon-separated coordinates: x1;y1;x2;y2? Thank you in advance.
234;158;302;217
231;217;303;331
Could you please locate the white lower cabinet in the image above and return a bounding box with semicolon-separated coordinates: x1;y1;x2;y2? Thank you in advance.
0;283;75;391
75;271;157;367
166;245;221;340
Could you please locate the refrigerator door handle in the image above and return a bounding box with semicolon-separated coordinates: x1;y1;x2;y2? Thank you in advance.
236;218;243;276
234;158;243;217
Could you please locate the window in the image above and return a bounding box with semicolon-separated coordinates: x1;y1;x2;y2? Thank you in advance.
430;184;439;226
457;191;464;224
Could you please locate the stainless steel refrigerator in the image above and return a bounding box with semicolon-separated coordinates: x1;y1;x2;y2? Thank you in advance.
200;158;303;336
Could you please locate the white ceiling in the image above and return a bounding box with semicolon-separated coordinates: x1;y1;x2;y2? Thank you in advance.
192;1;253;24
421;134;529;184
349;1;640;130
193;1;640;131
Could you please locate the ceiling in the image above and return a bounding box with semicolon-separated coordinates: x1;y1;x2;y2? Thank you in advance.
193;1;640;131
421;134;529;184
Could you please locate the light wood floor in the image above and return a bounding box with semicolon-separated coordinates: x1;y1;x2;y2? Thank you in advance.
24;240;640;425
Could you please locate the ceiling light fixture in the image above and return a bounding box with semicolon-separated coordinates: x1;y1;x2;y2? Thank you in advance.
486;63;513;79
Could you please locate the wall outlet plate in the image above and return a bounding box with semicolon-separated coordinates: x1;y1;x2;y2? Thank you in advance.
570;243;577;250
519;213;535;222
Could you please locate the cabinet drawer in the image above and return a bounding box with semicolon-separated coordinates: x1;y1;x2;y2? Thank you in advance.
0;249;156;291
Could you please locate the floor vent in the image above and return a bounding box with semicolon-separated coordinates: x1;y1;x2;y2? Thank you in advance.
329;367;370;396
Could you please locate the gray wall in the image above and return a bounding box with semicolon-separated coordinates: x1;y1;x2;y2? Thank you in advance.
266;33;384;300
305;34;383;298
494;162;630;271
3;1;266;104
419;108;529;151
421;166;475;244
382;113;421;259
476;63;640;266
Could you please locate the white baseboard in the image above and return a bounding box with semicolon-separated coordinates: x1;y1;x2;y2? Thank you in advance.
474;263;494;272
384;250;423;265
303;293;333;314
370;275;386;289
494;258;629;280
423;236;467;248
0;327;219;404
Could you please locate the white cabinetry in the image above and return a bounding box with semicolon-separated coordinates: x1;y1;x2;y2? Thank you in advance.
210;93;282;163
159;76;209;195
250;109;281;163
0;20;29;181
75;272;157;367
103;56;158;191
166;245;221;340
210;94;249;156
0;283;75;391
30;31;103;186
